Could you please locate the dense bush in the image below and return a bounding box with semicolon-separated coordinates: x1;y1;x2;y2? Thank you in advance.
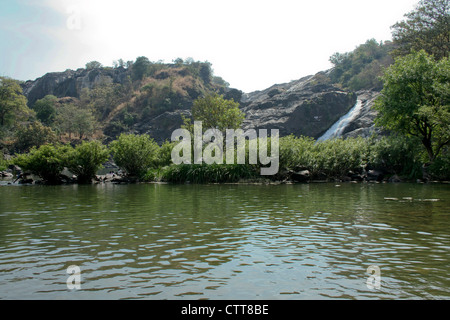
279;136;369;179
14;122;58;153
428;147;450;181
0;151;8;171
329;39;394;91
65;140;110;183
368;135;423;178
109;133;159;179
14;144;71;183
161;163;258;183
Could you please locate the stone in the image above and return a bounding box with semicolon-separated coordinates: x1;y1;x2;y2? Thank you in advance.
388;175;402;183
291;170;310;183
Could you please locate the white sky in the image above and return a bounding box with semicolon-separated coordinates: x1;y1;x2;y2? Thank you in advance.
0;0;419;93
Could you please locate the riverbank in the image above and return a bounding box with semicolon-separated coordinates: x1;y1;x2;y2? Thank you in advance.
2;170;448;186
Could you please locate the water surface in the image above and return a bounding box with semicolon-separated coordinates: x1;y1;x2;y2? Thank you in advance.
0;182;449;299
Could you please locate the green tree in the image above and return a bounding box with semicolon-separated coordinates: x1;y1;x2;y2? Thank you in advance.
55;104;97;140
132;56;151;81
14;144;71;184
190;93;245;131
0;77;31;127
109;133;159;179
391;0;449;60
85;61;103;70
329;39;394;90
65;140;110;183
374;50;450;165
33;95;58;125
15;122;58;153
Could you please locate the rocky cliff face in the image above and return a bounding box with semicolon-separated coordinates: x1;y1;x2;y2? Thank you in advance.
340;90;381;139
240;73;358;139
21;67;129;106
20;67;379;143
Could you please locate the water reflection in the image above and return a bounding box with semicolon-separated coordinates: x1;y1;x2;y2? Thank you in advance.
0;183;449;299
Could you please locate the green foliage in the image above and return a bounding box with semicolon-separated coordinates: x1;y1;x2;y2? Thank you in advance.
161;163;257;183
85;61;103;70
33;95;58;126
427;146;450;180
14;144;71;183
391;0;449;60
14;122;58;153
0;77;32;128
189;93;245;131
279;136;369;179
109;133;159;179
329;39;394;90
374;50;450;163
369;135;423;178
0;150;9;171
155;141;176;168
132;56;151;81
54;104;97;140
65;140;109;183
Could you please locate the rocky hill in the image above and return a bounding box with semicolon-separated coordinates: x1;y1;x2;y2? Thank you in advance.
20;63;380;144
22;67;130;106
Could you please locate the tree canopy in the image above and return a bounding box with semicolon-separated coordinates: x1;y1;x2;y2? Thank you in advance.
0;77;31;127
391;0;449;60
190;93;245;131
374;50;450;164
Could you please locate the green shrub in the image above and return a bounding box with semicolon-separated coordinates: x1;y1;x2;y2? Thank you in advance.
161;163;257;183
0;151;9;171
65;140;110;183
428;147;450;181
369;135;423;178
14;122;58;153
279;136;369;179
155;141;176;168
109;133;159;179
13;144;71;183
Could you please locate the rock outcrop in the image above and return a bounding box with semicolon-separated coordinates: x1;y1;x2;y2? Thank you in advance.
21;67;129;106
240;74;357;139
20;66;381;142
341;90;381;139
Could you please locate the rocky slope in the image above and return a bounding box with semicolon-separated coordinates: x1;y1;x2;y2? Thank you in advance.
340;90;381;139
20;66;379;143
22;67;130;106
240;73;358;139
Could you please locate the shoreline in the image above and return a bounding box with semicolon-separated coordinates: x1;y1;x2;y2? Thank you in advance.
1;174;449;186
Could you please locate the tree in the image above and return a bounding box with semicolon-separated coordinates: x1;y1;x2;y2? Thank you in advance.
374;50;450;166
132;56;151;81
14;122;58;153
33;95;58;125
0;77;31;127
55;104;97;140
329;39;394;90
391;0;450;60
85;61;103;70
109;133;159;179
190;93;245;131
65;140;109;183
14;144;71;184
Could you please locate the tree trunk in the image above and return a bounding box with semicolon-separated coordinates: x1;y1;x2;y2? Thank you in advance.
421;137;435;181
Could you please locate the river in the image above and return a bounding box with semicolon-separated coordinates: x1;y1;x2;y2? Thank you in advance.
0;182;449;300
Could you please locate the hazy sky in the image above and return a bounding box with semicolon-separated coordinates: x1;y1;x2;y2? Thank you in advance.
0;0;418;93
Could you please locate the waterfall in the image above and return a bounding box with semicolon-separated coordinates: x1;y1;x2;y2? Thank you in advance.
317;99;363;142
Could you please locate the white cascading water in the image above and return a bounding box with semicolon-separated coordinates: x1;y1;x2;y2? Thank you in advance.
317;99;363;142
